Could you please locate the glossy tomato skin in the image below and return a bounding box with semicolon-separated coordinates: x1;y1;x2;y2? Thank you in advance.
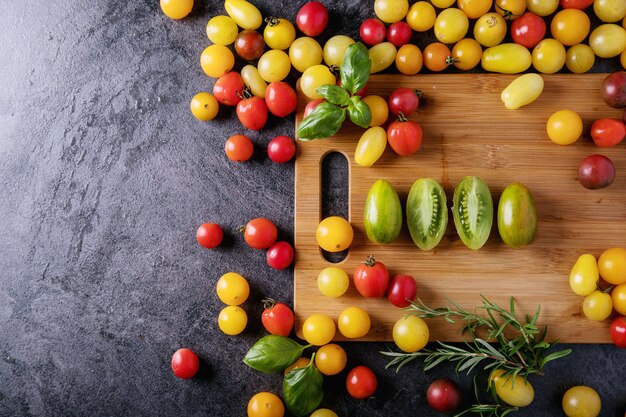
610;316;626;348
244;218;278;249
427;379;462;412
213;72;245;106
511;12;546;49
354;257;390;297
560;0;594;8
346;366;378;399
268;136;296;163
387;274;418;307
578;154;616;190
387;21;413;47
296;2;328;37
388;88;420;116
234;29;265;61
237;96;268;130
171;348;200;379
196;223;224;248
225;134;254;162
602;71;626;108
266;241;295;269
265;82;297;118
262;301;295;336
591;118;626;147
387;120;423;156
304;99;325;118
361;18;387;45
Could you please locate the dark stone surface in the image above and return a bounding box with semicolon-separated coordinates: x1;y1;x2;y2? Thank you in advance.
0;1;624;416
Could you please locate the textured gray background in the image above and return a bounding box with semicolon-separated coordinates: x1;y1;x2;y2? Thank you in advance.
1;0;625;416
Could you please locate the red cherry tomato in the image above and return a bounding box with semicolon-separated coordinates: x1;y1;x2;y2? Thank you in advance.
243;218;278;249
171;348;200;379
196;223;223;248
266;241;295;269
559;0;594;9
265;82;297;117
346;366;378;399
387;118;423;156
511;12;546;49
213;72;244;106
611;316;626;348
388;87;421;116
234;29;265;61
591;118;626;148
387;21;412;47
427;379;462;412
237;95;268;131
296;1;328;37
268;136;296;163
387;274;418;308
353;256;390;298
225;134;254;162
261;300;295;336
360;18;386;46
304;99;325;118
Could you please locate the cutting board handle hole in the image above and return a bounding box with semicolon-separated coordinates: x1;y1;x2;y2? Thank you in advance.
321;151;349;263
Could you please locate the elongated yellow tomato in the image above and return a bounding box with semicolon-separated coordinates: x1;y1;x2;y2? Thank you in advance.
355;127;387;167
395;44;423;74
589;24;626;58
532;38;566;74
369;42;397;73
200;45;235;78
241;65;267;98
434;8;469;44
566;44;595;74
569;254;599;296
362;95;389;126
482;43;531;73
225;0;262;30
490;370;535;407
501;73;544;110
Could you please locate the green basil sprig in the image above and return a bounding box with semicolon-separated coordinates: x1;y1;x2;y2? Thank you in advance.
283;353;323;417
243;335;310;374
340;42;371;95
347;95;372;128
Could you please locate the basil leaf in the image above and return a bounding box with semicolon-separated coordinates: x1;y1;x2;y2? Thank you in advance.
347;96;372;129
297;102;346;141
283;354;323;417
243;335;308;374
340;42;371;95
316;84;350;106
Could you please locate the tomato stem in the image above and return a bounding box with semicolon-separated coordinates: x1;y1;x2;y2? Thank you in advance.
264;16;279;26
364;255;376;267
396;112;408;122
262;298;276;310
445;56;459;66
237;225;246;233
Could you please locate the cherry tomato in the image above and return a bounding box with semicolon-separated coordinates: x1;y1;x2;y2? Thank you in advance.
423;42;452;72
225;134;254;162
289;37;323;73
362;95;389;126
490;369;534;407
261;300;295;336
546;109;582;145
346;366;377;399
532;38;566;74
591;118;626;147
317;267;350;297
200;45;235;78
374;0;409;23
338;306;371;338
495;0;526;19
304;99;325;118
234;30;265;61
594;0;626;23
388;87;421;117
369;42;398;73
266;241;294;269
610;316;626;348
296;2;328;37
225;0;262;30
427;379;461;412
562;386;602;417
395;44;423;74
323;35;355;67
434;8;469;45
206;15;238;45
560;0;594;9
257;50;291;82
196;223;223;248
482;43;532;73
243;218;278;249
360;18;387;46
316;216;353;252
527;0;558;16
171;348;199;379
578;154;616;190
241;65;268;98
551;9;590;46
353;256;390;298
474;13;507;47
612;284;626;315
406;1;436;32
315;344;347;375
393;315;429;352
284;357;310;375
190;92;219;121
263;17;296;50
302;314;335;345
387;118;423;156
213;72;244;106
354;126;387;167
310;409;338;417
265;82;297;118
566;44;595;74
216;272;250;305
218;305;248;335
589;24;626;58
300;65;336;99
237;95;268;131
160;0;193;19
569;254;599;296
511;12;546;49
451;38;482;70
598;247;626;285
267;136;296;163
387;22;412;47
247;392;284;417
583;290;613;321
387;274;418;307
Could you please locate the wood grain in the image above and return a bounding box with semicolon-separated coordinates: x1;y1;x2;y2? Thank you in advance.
294;74;625;343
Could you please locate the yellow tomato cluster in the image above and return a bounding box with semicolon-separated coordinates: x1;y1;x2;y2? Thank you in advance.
216;272;250;335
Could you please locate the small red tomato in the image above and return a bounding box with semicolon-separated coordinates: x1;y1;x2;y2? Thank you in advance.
360;18;386;46
266;241;295;269
387;118;423;156
296;1;328;37
171;348;200;379
213;72;244;106
387;274;418;308
304;99;325;118
427;379;462;412
237;95;268;131
610;316;626;348
265;82;297;117
243;218;278;249
591;118;626;148
196;223;223;248
511;12;546;49
234;29;265;61
261;300;295;336
268;136;296;163
388;87;421;117
578;154;616;190
346;366;378;399
354;256;390;298
559;0;594;9
387;21;412;47
225;134;254;162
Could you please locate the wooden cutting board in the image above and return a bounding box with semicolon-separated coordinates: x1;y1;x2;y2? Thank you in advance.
294;73;625;343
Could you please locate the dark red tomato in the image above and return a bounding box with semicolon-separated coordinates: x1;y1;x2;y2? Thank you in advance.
602;71;626;109
237;96;268;130
360;18;386;46
559;0;594;9
346;366;378;399
591;118;626;148
578;154;616;190
387;21;412;47
244;218;278;249
268;136;296;163
213;72;244;106
225;134;254;162
610;316;626;348
387;119;423;156
296;2;328;37
387;274;418;308
265;82;297;117
354;256;389;298
171;348;200;379
304;99;325;118
266;241;295;269
234;29;265;61
511;12;546;49
262;300;295;336
388;87;421;116
196;223;223;248
427;379;462;412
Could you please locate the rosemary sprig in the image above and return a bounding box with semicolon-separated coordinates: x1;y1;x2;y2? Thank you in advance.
453;378;518;417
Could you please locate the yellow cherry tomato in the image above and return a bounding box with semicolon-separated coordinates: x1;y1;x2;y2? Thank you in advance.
218;305;247;335
264;18;296;50
395;44;423;74
583;290;613;321
323;35;355;67
526;0;558;16
284;357;310;375
432;0;457;7
315;344;347;376
300;65;336;100
216;272;250;305
434;8;469;44
393;315;429;353
569;254;599;296
374;0;409;23
338;307;371;339
225;0;262;30
474;13;508;47
257;50;291;82
362;95;389;127
532;38;566;74
490;369;535;407
458;0;493;19
206;15;238;45
546;109;582;145
315;215;353;252
302;314;336;346
622;49;626;69
247;392;285;417
501;73;544;110
566;44;595;74
241;65;268;98
200;44;235;78
369;42;398;73
355;126;387;167
451;38;482;70
551;9;590;46
589;24;626;58
190;92;219;121
562;386;602;417
317;267;350;297
406;1;436;32
594;0;626;23
289;37;323;73
495;0;526;19
598;247;626;285
160;0;193;19
310;409;339;417
482;43;532;73
612;284;626;315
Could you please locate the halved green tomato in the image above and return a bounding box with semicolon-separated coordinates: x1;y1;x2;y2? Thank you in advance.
452;176;493;250
406;178;448;250
363;179;402;244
